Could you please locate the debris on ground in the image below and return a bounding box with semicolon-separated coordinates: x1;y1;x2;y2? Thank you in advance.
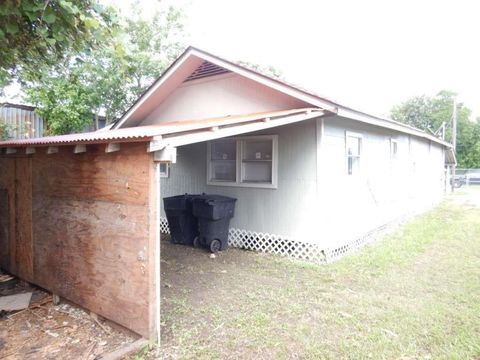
0;292;32;312
0;269;139;359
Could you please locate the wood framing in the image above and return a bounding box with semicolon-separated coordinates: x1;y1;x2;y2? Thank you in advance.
0;143;158;338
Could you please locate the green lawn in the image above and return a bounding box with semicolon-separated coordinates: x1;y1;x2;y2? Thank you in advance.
140;188;480;359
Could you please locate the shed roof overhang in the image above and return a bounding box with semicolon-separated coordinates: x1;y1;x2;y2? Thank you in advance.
0;108;326;156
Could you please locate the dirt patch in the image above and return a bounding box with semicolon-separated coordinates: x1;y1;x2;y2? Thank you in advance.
0;278;138;359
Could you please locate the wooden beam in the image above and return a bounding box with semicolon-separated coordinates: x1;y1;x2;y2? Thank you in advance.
26;147;36;155
148;111;325;151
105;143;120;153
147;136;163;152
153;146;177;163
47;146;58;154
6;148;17;154
74;144;86;154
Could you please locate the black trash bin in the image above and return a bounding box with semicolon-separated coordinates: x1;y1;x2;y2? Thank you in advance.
163;194;200;245
192;194;237;253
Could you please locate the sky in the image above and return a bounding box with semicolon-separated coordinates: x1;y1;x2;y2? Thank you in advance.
6;0;480;120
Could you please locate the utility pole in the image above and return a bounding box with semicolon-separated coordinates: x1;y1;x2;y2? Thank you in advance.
451;97;457;192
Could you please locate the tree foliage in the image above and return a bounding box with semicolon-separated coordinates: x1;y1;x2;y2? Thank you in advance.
0;0;113;90
23;3;184;134
391;90;480;168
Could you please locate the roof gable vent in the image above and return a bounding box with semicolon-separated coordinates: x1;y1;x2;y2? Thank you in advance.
184;61;231;82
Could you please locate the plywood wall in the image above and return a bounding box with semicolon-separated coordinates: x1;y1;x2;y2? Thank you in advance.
0;142;157;338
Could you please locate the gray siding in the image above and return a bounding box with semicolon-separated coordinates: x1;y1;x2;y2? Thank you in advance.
0;105;45;139
161;119;318;238
162;115;447;248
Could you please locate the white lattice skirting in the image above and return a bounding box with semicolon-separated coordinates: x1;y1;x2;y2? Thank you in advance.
159;210;424;263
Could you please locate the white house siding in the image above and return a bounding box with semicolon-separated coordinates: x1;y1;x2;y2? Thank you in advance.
140;73;308;125
161;119;319;240
317;116;445;248
162;114;446;253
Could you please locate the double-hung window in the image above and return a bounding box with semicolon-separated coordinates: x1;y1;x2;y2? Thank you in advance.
207;135;278;188
346;132;362;175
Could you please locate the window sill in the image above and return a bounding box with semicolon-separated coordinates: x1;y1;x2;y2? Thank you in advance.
207;180;278;189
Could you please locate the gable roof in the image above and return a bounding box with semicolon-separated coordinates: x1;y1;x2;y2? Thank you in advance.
113;46;451;148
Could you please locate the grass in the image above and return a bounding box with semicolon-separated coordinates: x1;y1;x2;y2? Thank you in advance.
152;188;480;359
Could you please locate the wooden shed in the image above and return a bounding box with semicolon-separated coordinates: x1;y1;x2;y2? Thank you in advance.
0;130;163;339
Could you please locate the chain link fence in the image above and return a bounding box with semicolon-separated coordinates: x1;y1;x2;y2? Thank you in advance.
454;169;480;187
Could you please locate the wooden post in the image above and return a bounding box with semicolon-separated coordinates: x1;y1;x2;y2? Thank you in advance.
53;293;60;305
451;98;457;192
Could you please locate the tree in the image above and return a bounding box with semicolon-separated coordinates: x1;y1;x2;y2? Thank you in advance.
391;90;480;168
23;3;185;134
0;0;114;90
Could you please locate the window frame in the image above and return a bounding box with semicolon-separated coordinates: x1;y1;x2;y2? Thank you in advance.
390;138;398;160
159;162;170;178
207;135;278;189
345;131;363;176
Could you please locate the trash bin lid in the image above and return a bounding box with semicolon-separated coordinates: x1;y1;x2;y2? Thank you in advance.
195;194;237;203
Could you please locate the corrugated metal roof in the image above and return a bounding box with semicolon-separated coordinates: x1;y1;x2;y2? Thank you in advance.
0;108;319;148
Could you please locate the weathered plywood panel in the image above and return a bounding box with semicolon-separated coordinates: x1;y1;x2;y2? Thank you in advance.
33;144;149;206
14;157;33;282
28;142;154;337
0;158;15;272
33;197;150;335
0;189;10;268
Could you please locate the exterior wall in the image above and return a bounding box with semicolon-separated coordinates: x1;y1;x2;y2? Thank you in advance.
0;104;45;139
162;115;446;250
140;73;308;125
318;116;445;247
161;120;318;239
0;143;158;338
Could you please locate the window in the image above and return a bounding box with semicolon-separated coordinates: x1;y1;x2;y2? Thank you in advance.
346;132;362;175
209;140;237;182
207;135;278;188
159;162;170;178
390;139;398;160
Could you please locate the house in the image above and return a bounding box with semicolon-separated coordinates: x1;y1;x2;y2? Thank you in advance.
0;102;107;139
0;47;456;340
0;103;45;139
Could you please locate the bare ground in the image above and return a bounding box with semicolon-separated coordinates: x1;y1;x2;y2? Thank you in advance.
0;282;138;360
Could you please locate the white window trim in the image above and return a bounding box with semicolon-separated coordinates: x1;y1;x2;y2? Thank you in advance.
390;138;398;160
345;131;363;176
159;162;170;178
207;135;278;189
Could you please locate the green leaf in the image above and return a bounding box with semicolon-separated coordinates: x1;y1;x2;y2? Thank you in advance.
83;17;99;29
5;22;19;34
43;13;57;24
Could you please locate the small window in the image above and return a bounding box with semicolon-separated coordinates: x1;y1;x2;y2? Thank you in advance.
241;138;273;184
159;163;169;178
346;132;362;175
207;135;278;188
390;139;398;160
210;140;237;182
